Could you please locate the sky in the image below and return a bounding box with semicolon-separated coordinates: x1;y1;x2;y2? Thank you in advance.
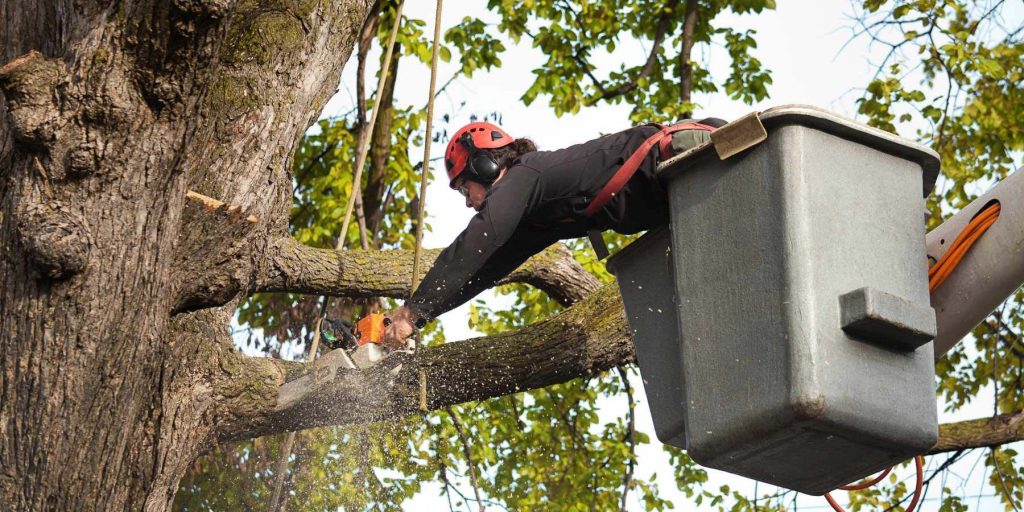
302;0;1019;510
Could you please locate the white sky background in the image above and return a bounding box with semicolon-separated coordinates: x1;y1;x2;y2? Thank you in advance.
299;0;1021;510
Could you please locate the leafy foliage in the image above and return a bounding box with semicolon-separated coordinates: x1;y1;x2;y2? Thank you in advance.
853;0;1024;211
487;0;774;122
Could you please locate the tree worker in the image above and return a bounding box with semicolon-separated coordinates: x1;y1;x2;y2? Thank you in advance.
383;118;726;347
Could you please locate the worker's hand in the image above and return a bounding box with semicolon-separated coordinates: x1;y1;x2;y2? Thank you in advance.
382;306;416;350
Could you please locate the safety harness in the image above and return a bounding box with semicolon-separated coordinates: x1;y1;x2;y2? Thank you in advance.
585;121;716;259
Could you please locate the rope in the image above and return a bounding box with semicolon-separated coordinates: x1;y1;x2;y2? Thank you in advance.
410;0;444;297
338;0;407;252
410;0;444;413
267;4;406;510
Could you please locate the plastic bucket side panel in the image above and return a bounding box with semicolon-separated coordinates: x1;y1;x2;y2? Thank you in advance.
668;143;797;464
607;228;688;447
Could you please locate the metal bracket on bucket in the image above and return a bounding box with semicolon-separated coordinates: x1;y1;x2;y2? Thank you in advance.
710;111;768;159
839;287;936;352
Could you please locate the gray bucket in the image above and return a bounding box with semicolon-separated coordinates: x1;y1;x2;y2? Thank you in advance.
608;105;940;495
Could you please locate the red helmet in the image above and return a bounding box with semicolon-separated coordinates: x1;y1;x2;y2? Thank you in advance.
444;122;515;188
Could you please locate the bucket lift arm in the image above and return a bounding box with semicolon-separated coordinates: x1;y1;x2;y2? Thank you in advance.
928;167;1024;359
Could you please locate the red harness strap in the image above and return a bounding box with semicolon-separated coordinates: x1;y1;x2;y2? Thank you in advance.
582;122;715;218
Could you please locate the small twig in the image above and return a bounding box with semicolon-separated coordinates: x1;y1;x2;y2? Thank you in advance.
439;456;456;512
617;367;637;512
976;0;1009;27
926;21;956;147
554;0;607;96
443;472;477;511
435;73;458;98
296;142;338;179
880;458;931;512
922;449;968;488
31;157;54;199
995;316;1024;357
991;447;1022;512
446;407;485;512
506;395;526;432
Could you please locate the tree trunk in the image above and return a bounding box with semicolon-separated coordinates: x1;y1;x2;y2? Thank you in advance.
0;1;373;510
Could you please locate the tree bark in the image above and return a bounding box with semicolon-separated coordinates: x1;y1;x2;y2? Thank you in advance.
0;1;374;510
931;411;1024;454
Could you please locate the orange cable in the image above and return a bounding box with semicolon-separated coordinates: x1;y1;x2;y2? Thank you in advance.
824;456;924;512
927;212;989;283
928;217;987;283
905;456;925;512
928;202;1000;292
838;466;893;491
928;203;999;280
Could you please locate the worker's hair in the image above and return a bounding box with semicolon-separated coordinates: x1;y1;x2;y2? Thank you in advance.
486;138;537;170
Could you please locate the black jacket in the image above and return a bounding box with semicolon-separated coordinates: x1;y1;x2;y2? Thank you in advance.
407;125;668;321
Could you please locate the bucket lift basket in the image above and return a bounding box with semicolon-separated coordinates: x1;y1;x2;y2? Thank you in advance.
607;105;941;495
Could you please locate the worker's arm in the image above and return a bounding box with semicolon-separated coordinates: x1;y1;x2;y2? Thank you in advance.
385;167;545;342
422;226;562;315
409;167;544;319
384;227;559;347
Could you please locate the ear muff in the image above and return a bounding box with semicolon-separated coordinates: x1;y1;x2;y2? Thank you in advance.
458;132;501;185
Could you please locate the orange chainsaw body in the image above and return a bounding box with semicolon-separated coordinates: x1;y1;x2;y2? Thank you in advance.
355;313;390;346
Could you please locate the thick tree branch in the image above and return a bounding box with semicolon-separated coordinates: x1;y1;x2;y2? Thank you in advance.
253;237;600;307
218;283;631;441
221;232;1024;452
930;410;1024;454
218;228;1023;452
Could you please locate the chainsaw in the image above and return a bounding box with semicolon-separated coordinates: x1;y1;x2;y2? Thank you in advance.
320;313;395;368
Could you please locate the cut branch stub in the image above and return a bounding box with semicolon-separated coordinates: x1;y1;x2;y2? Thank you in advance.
172;200;263;314
0;51;65;146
